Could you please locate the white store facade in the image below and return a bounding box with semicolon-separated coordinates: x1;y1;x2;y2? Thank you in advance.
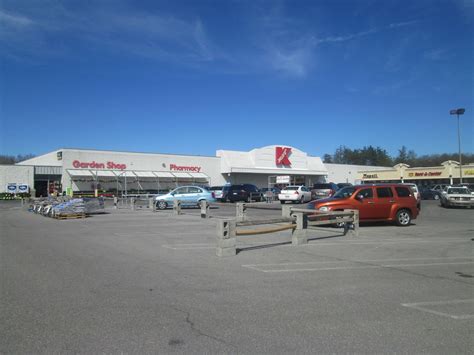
7;145;382;196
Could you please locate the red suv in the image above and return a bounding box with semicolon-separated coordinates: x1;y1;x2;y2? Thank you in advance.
307;184;419;226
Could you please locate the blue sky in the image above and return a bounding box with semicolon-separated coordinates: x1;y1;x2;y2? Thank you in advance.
1;0;473;159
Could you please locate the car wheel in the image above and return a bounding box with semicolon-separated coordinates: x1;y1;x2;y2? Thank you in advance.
156;200;167;210
396;209;411;226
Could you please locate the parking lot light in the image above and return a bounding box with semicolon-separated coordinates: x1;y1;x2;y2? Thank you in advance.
449;108;465;184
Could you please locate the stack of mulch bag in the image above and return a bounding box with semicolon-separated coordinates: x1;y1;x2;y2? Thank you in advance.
51;198;86;217
30;197;105;218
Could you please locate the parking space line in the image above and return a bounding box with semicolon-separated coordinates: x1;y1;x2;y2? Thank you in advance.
162;243;215;250
242;260;474;273
243;256;472;268
401;299;474;320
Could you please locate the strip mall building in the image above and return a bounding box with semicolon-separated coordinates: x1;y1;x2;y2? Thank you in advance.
1;145;472;196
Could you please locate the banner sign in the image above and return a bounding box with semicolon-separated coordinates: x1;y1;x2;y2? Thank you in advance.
276;175;291;184
18;184;29;193
6;183;17;193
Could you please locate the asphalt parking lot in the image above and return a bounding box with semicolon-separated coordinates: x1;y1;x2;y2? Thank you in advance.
1;200;473;353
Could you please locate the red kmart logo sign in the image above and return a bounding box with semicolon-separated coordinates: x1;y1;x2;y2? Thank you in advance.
275;147;292;166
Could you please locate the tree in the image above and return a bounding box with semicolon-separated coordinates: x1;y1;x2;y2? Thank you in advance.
323;154;333;163
0;155;16;165
0;154;36;165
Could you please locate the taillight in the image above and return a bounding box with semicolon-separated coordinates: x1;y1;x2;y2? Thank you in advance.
294;191;299;195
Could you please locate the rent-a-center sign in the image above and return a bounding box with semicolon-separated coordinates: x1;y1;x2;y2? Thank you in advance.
72;160;127;170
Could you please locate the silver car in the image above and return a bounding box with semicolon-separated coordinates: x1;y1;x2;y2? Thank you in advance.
440;186;474;208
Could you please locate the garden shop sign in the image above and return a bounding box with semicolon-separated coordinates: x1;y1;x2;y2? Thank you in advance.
72;160;127;170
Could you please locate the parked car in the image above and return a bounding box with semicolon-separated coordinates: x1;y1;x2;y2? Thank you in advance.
337;183;352;189
307;184;419;226
155;186;215;210
209;186;224;200
430;184;448;200
278;186;312;204
227;184;262;202
311;182;339;200
420;187;438;200
439;186;474;208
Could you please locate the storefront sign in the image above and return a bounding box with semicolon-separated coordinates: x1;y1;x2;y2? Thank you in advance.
170;164;201;172
362;173;379;179
276;175;291;184
18;184;29;193
464;169;474;176
408;171;442;177
275;147;292;166
6;183;17;193
72;160;127;170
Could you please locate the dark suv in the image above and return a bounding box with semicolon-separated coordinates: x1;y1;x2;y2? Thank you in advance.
226;184;262;202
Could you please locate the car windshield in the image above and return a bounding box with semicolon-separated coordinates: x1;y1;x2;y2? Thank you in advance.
210;186;222;190
448;188;470;194
283;186;299;190
332;186;356;199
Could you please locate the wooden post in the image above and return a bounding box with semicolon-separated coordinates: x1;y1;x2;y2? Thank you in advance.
291;212;308;245
216;219;236;257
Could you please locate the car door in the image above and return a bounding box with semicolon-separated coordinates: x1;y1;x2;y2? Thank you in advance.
374;187;395;219
187;186;202;204
301;187;311;202
172;187;188;204
354;187;376;220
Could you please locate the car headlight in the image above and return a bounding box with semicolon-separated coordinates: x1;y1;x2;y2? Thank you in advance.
319;206;329;211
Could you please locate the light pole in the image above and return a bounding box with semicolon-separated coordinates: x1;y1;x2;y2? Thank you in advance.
449;108;465;184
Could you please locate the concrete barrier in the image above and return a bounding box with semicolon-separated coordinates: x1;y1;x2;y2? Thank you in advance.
200;200;210;218
173;199;182;215
216;219;236;257
216;208;359;257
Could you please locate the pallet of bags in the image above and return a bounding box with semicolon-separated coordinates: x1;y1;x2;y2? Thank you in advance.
82;197;105;214
52;198;86;219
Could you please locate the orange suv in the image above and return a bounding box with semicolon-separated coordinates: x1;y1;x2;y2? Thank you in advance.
308;184;419;226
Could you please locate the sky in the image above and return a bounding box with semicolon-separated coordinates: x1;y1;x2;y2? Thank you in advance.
1;0;473;160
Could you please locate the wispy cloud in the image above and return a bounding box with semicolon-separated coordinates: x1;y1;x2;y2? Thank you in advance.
0;3;217;65
251;4;418;79
0;10;34;27
0;1;419;79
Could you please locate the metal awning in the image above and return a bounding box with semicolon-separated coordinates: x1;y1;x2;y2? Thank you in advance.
116;171;136;178
92;170;117;177
153;171;175;178
67;169;94;177
134;171;156;178
172;172;193;178
189;172;209;179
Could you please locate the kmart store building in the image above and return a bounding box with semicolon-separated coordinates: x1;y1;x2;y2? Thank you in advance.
10;146;338;196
